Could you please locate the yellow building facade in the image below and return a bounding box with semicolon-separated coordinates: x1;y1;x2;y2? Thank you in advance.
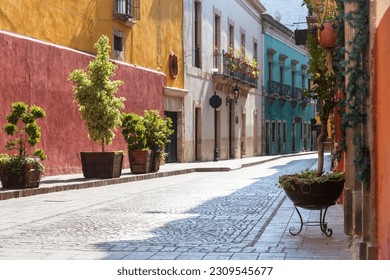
0;0;184;89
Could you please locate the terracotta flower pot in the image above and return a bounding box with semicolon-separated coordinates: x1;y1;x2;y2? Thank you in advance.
318;22;337;49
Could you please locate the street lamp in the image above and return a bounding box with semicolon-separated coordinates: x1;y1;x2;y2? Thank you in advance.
226;84;240;105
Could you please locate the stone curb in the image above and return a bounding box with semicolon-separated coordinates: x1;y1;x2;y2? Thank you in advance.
0;153;316;201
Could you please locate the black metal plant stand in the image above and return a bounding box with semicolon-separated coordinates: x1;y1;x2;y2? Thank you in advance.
289;203;335;237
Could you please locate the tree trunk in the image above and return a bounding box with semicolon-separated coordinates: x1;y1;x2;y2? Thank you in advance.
316;119;328;176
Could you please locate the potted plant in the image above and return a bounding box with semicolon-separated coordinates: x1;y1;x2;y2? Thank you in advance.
120;112;151;174
121;110;173;173
0;102;46;189
68;35;125;178
303;0;338;49
143;110;173;172
278;20;344;211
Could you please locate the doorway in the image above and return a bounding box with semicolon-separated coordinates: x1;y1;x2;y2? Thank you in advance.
165;111;177;163
228;102;235;159
195;108;201;161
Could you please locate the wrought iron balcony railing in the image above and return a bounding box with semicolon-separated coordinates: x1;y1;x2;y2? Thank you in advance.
212;50;258;88
267;81;305;100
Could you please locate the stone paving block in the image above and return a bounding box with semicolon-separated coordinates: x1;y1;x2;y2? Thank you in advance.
101;251;131;260
241;247;259;253
214;247;230;253
202;252;234;260
228;247;243;253
176;252;207;260
230;252;260;260
148;252;182;260
268;247;284;253
121;251;157;260
257;252;286;260
160;246;178;252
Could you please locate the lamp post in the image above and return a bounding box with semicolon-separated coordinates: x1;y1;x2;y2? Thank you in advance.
209;91;222;161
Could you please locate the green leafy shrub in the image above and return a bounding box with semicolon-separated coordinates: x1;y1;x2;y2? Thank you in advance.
68;35;125;152
121;112;148;151
121;110;174;159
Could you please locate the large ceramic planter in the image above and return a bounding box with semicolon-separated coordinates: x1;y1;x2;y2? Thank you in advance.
0;162;41;189
318;21;337;49
283;178;345;210
128;150;152;174
80;152;123;179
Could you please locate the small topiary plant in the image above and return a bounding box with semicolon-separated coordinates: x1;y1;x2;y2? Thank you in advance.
2;102;46;160
68;35;125;152
0;102;46;188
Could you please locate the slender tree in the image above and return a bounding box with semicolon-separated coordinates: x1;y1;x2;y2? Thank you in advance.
68;35;125;152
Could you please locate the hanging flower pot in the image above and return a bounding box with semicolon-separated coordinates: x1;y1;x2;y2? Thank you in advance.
317;21;336;49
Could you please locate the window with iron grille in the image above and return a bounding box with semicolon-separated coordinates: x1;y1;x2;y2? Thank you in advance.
115;0;140;20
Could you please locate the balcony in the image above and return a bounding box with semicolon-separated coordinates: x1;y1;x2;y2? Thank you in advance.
114;0;140;27
212;50;258;93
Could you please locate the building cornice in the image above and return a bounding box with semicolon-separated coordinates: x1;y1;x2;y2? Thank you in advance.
235;0;265;23
262;13;293;37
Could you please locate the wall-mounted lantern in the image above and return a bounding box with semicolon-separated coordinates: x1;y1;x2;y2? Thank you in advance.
226;84;240;105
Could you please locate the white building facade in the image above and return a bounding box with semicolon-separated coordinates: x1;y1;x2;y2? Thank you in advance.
183;0;266;162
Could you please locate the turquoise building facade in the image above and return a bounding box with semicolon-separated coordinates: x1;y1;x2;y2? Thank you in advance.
262;14;315;155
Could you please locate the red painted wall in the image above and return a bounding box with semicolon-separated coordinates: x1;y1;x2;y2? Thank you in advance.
375;7;390;260
0;31;165;175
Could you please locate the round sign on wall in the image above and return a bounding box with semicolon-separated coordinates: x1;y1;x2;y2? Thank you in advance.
209;94;222;109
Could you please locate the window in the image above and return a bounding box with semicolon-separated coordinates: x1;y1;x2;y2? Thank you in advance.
114;0;140;26
194;1;202;68
279;65;284;95
292;69;296;96
279;54;288;95
283;122;286;143
115;0;140;18
114;35;123;52
268;61;273;93
228;24;234;50
240;31;246;56
267;48;276;93
301;65;308;90
272;122;276;142
113;30;125;61
300;123;303;140
214;13;221;68
253;40;258;62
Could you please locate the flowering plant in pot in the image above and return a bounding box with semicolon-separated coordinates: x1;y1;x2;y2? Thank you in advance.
0;102;46;189
68;35;125;178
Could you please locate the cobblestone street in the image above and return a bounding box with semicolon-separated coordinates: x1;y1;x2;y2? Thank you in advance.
0;154;351;260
